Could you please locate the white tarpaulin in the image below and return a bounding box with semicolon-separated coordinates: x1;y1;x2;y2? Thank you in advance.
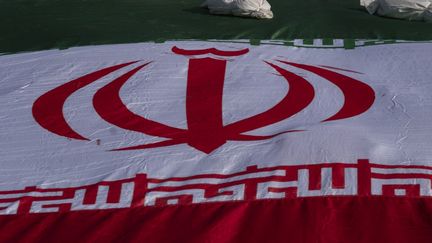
202;0;274;19
361;0;432;21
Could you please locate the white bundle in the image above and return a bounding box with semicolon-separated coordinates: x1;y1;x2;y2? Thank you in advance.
361;0;432;22
202;0;274;19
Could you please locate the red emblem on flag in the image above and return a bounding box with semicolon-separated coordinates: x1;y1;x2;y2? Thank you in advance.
32;46;375;153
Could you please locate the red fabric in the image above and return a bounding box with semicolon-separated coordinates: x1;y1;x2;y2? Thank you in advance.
1;197;431;242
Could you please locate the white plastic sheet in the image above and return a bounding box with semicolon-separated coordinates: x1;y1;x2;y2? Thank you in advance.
202;0;274;19
361;0;432;22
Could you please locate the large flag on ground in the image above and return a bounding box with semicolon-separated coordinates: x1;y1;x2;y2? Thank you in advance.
1;0;432;242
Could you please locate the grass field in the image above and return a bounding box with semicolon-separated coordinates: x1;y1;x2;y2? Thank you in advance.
1;0;431;53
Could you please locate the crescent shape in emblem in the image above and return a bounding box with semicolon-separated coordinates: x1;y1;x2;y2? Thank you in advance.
92;62;188;141
225;61;315;137
278;61;375;122
32;61;138;140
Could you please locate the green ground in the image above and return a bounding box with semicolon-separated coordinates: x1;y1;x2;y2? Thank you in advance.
1;0;431;54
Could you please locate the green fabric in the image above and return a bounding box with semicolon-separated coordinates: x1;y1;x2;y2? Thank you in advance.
1;0;431;54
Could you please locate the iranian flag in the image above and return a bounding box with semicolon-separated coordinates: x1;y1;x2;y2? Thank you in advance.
1;1;432;242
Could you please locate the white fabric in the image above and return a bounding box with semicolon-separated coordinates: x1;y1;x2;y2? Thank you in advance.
202;0;274;19
361;0;432;22
3;40;432;195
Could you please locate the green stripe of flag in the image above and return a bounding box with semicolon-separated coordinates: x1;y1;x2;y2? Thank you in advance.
1;0;432;53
